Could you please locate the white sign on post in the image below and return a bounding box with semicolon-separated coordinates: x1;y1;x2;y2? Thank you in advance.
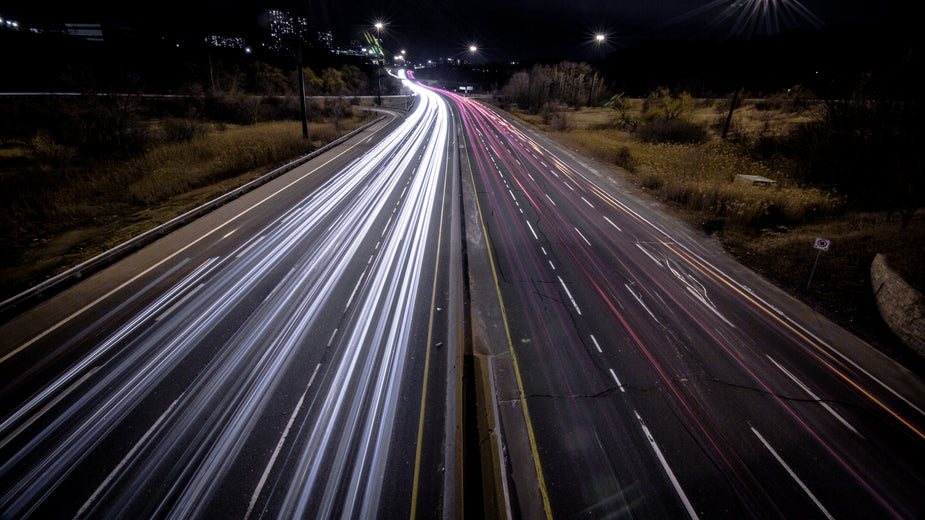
807;237;830;289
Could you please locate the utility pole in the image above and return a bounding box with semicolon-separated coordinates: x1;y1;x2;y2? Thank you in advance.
297;33;308;138
722;89;739;140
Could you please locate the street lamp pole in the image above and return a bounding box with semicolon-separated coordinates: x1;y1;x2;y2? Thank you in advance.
297;34;308;139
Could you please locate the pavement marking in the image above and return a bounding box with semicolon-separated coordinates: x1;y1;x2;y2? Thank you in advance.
466;139;553;520
154;283;204;322
558;276;582;316
245;363;322;519
545;193;557;206
751;426;834;520
525;220;539;241
327;328;339;348
410;145;450;519
235;235;265;259
609;368;625;392
635;410;699;520
3;130;379;367
625;283;659;324
767;356;862;437
574;227;591;247
603;216;622;232
590;334;603;353
77;393;181;518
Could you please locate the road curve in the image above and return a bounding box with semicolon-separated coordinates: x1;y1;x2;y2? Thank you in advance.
0;80;460;518
440;87;925;519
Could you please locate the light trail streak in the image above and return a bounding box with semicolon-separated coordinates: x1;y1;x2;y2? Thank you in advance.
447;89;920;518
0;76;453;518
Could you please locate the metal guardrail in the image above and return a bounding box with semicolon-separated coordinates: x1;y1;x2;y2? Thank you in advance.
0;115;388;318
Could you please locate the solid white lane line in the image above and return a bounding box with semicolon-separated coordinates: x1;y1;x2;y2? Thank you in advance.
221;227;239;240
246;363;322;519
590;334;603;353
635;410;699;519
766;356;862;437
609;369;625;392
751;427;834;520
557;276;582;315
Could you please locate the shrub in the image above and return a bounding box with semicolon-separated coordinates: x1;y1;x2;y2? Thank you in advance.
614;146;637;173
636;119;708;144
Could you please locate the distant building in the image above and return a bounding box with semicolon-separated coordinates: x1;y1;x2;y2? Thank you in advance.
205;35;248;50
317;30;334;50
266;9;307;55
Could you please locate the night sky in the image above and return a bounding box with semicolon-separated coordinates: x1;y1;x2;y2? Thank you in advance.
2;0;898;61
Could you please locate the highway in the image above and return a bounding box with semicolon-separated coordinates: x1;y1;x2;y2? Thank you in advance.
442;87;925;518
0;78;461;518
1;69;924;520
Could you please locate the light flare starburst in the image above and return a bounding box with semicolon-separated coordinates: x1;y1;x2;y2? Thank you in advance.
670;0;824;38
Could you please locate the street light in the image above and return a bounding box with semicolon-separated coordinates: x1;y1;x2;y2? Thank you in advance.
595;33;606;43
469;45;477;53
373;22;386;105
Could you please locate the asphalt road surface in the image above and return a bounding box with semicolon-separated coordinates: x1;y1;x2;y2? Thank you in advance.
442;87;925;519
0;79;462;518
2;71;923;520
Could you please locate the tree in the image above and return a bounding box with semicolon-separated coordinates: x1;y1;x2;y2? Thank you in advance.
321;68;346;96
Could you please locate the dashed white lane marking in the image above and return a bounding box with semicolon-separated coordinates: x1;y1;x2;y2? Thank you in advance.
603;216;622;232
575;227;591;247
766;356;862;437
155;283;205;322
246;363;322;519
526;220;539;241
590;334;603;353
751;427;834;520
609;368;625;392
635;410;699;520
557;276;582;315
236;235;265;258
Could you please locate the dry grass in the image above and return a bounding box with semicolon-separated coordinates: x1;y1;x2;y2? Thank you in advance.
0;114;368;299
502;100;924;373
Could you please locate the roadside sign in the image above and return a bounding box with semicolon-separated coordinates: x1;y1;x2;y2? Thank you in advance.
807;237;831;289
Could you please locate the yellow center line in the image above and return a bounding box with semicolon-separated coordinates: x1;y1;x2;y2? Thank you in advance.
464;123;554;520
662;240;925;441
409;120;451;519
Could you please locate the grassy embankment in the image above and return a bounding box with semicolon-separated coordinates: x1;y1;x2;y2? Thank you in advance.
0;110;371;301
504;100;925;372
